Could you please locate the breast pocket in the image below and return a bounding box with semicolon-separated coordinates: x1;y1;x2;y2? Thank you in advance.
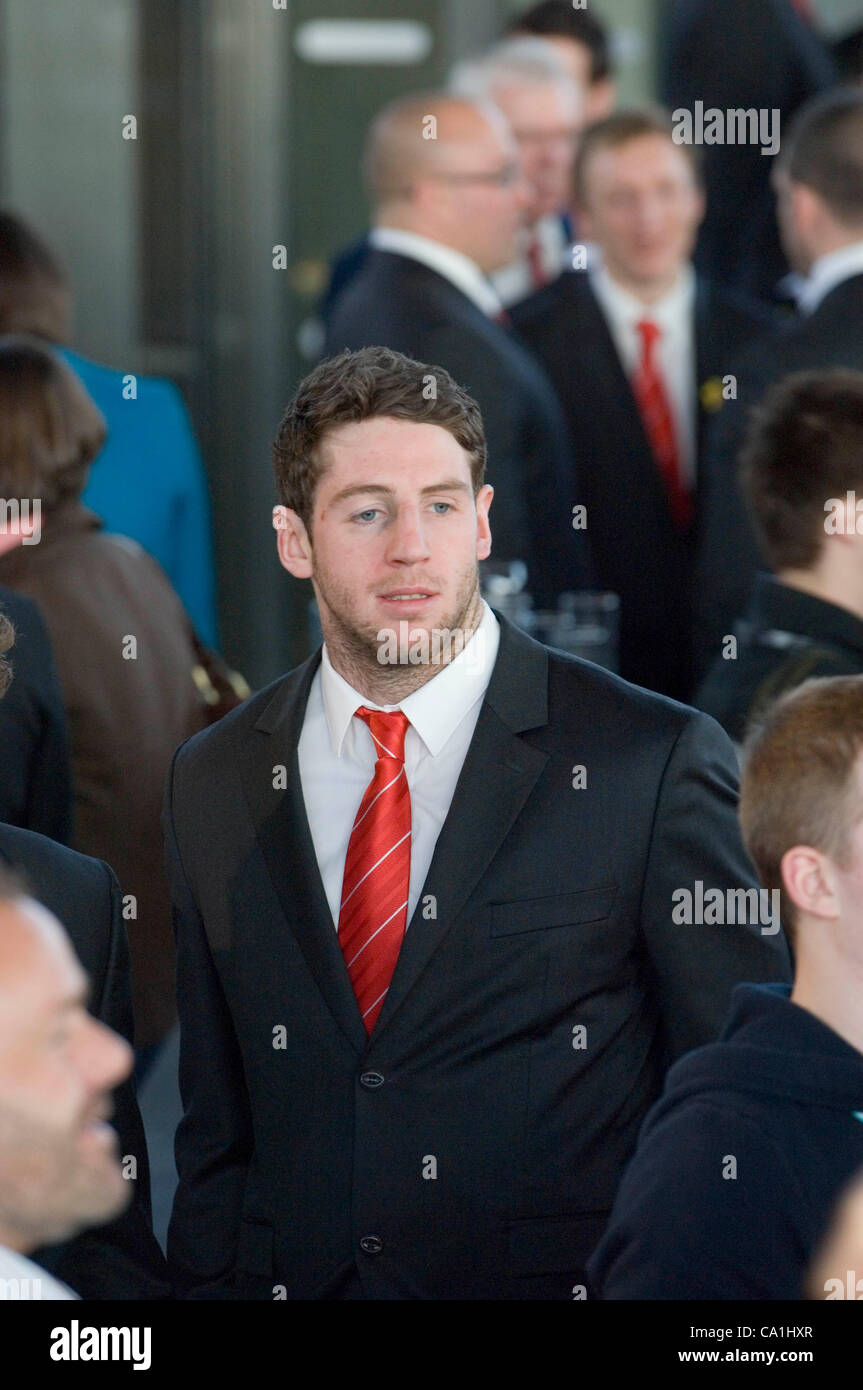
489;886;617;938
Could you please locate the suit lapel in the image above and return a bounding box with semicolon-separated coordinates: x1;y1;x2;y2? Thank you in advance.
371;619;550;1042
238;653;368;1054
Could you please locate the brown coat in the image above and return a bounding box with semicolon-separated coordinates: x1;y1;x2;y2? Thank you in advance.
0;504;205;1046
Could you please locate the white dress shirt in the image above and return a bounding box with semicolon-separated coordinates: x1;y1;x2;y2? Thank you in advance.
369;226;503;318
797;239;863;315
492;214;570;306
590;262;698;486
298;602;500;927
0;1244;77;1299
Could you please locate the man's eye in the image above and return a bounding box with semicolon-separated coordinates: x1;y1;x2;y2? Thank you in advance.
354;509;380;523
431;502;452;514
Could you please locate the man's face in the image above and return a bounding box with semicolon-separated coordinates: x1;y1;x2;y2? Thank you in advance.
491;80;582;222
540;37;616;124
279;416;492;668
425;112;531;272
579;134;705;293
0;900;132;1252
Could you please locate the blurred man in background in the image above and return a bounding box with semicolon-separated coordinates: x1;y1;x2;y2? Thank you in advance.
513;108;776;698
697;371;863;744
324;92;585;606
0;870;137;1298
696;89;863;679
450;38;584;304
506;0;617;125
662;0;836;301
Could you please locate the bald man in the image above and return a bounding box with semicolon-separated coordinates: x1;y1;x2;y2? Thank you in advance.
324;92;587;607
0;872;132;1298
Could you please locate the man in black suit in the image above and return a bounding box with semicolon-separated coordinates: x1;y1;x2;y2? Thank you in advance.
165;345;789;1301
696;89;863;680
0;586;71;842
512;108;777;699
661;0;836;302
696;370;863;744
0;615;167;1298
324;92;585;608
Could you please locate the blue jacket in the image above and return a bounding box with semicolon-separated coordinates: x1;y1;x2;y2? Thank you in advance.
590;982;863;1299
65;348;218;645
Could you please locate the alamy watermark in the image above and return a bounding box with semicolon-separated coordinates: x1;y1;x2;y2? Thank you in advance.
672;881;781;935
672;103;780;157
0;497;41;545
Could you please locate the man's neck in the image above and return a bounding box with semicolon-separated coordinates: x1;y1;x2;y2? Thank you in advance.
323;594;485;705
778;567;863;624
601;262;684;307
0;1225;28;1254
791;949;863;1058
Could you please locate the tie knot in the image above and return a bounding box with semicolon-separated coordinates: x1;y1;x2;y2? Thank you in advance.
355;706;410;762
637;318;661;356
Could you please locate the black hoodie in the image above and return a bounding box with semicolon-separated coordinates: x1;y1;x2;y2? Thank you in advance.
589;982;863;1299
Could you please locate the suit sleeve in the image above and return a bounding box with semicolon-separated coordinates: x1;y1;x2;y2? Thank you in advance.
589;1102;811;1299
164;744;254;1298
34;861;170;1298
639;710;791;1062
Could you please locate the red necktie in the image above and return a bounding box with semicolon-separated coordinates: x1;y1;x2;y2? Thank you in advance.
528;233;549;290
337;707;411;1034
632;318;692;530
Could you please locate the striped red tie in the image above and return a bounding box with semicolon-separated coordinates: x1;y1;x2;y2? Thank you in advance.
632;318;692;531
337;707;411;1034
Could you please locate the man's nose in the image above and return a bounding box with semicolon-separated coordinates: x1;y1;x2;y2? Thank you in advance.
387;507;431;562
82;1014;133;1093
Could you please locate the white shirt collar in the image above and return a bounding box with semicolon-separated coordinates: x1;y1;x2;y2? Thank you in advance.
320;601;500;760
590;262;696;332
0;1243;78;1298
369;227;503;318
798;240;863;315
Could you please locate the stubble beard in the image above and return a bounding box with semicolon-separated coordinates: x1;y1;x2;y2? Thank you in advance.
313;557;485;703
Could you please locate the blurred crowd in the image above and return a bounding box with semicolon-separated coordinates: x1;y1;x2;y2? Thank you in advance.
4;0;863;1305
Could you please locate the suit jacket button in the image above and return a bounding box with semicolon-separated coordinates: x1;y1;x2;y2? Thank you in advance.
360;1235;383;1255
359;1070;384;1088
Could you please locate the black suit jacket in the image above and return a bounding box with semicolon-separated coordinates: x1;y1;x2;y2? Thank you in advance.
695;272;863;678
0;824;169;1298
0;586;72;843
511;272;777;699
324;249;585;606
696;575;863;745
661;0;836;300
165;615;790;1300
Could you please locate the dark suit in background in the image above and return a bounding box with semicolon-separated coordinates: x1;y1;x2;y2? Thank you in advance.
324;250;585;606
0;824;168;1298
512;271;777;698
695;272;863;679
695;575;863;744
166;616;789;1300
661;0;836;301
0;586;71;843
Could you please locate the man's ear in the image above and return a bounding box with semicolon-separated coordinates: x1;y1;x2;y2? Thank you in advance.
475;483;493;562
780;844;840;924
273;505;313;579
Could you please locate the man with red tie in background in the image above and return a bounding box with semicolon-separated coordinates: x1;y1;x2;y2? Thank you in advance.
512;108;778;699
165;345;788;1300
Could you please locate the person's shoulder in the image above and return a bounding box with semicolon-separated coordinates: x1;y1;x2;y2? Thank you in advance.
62;349;187;419
171;656;319;772
700;276;784;334
545;646;707;746
0;822;111;901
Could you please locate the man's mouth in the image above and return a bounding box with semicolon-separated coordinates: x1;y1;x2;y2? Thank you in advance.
378;589;437;602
